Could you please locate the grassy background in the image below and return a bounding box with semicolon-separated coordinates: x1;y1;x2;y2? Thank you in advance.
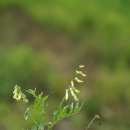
0;0;130;130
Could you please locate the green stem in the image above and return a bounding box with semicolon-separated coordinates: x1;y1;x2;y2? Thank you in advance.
86;114;100;130
48;126;52;130
58;97;65;109
29;113;39;128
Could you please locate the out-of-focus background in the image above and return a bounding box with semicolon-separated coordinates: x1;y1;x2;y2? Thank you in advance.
0;0;130;130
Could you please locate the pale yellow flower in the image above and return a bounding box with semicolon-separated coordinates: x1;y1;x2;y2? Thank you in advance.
71;81;74;87
13;85;22;101
73;94;79;102
74;88;80;93
74;77;83;83
79;65;84;68
13;85;28;103
69;87;79;101
65;89;69;101
76;70;87;77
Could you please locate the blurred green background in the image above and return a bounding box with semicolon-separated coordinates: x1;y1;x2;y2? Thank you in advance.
0;0;130;130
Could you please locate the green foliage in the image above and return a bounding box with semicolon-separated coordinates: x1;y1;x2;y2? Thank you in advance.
0;0;130;129
84;97;101;118
52;102;83;126
0;45;64;100
94;68;130;104
0;0;130;34
0;0;130;68
13;66;87;130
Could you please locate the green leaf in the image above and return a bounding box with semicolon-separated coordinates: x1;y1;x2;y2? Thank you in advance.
33;96;48;114
62;105;70;116
52;107;63;122
26;88;37;98
31;125;37;130
38;123;44;130
38;92;43;98
74;102;84;113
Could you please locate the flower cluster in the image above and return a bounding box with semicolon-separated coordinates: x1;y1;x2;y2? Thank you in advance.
13;85;28;103
65;65;86;101
12;65;91;130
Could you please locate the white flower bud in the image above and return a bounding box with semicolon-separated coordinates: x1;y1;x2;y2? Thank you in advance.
73;94;79;102
76;70;87;77
74;77;83;83
74;88;80;93
79;65;84;68
65;89;69;101
70;87;75;96
71;80;74;87
23;98;29;103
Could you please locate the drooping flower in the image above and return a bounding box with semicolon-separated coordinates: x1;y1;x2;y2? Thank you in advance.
73;94;79;102
64;65;86;102
70;80;80;93
79;65;84;68
71;81;74;88
74;77;83;83
65;89;69;101
13;85;28;103
74;88;80;93
76;70;87;77
13;85;22;101
69;87;79;101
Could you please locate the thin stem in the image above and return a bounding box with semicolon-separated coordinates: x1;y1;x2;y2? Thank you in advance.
29;113;39;128
86;114;100;130
48;126;52;130
58;96;65;109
